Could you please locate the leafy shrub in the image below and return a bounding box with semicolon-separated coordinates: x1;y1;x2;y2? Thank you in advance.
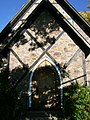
0;61;18;120
64;82;90;120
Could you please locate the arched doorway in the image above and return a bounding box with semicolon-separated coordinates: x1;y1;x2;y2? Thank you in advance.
28;55;62;110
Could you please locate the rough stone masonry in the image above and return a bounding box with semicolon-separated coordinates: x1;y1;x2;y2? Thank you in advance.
9;0;90;87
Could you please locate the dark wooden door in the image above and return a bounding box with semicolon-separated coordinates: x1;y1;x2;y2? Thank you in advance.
31;65;60;110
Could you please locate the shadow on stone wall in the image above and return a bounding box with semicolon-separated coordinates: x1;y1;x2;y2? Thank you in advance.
15;10;60;51
1;63;86;119
8;64;62;119
0;63;89;119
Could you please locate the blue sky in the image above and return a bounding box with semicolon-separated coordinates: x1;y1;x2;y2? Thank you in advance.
0;0;89;32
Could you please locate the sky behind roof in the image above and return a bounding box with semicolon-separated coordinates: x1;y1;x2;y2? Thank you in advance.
0;0;89;32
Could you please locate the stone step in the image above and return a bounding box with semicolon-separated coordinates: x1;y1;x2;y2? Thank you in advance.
24;116;65;120
23;110;62;120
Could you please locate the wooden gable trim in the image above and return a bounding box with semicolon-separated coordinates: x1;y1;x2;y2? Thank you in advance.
56;0;90;38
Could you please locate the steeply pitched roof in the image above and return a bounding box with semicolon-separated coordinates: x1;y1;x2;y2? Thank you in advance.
56;0;90;38
0;0;90;58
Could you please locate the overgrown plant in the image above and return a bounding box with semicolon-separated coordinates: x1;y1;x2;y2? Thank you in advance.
64;82;90;120
0;57;18;120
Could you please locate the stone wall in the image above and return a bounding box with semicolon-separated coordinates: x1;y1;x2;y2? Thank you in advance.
10;7;90;86
8;0;90;111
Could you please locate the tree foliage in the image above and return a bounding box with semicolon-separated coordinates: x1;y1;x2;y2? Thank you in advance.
80;11;90;23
